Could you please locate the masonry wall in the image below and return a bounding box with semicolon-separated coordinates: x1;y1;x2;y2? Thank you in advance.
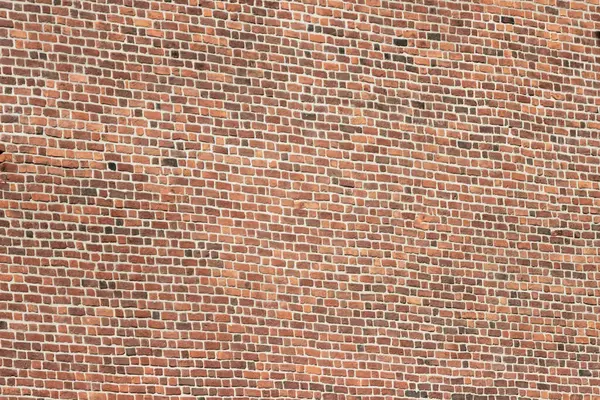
2;0;600;399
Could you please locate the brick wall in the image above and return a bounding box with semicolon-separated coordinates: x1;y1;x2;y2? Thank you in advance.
2;0;600;399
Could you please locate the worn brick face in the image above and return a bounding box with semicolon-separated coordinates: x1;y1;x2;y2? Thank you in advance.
2;0;600;399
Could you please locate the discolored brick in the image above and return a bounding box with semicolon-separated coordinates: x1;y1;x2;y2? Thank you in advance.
394;38;408;46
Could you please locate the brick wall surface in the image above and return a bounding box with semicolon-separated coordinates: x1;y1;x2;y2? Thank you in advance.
2;0;600;399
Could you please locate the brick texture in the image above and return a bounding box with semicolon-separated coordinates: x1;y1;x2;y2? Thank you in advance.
2;1;600;399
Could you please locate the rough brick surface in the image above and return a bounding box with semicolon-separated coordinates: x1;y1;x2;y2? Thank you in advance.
2;1;600;399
